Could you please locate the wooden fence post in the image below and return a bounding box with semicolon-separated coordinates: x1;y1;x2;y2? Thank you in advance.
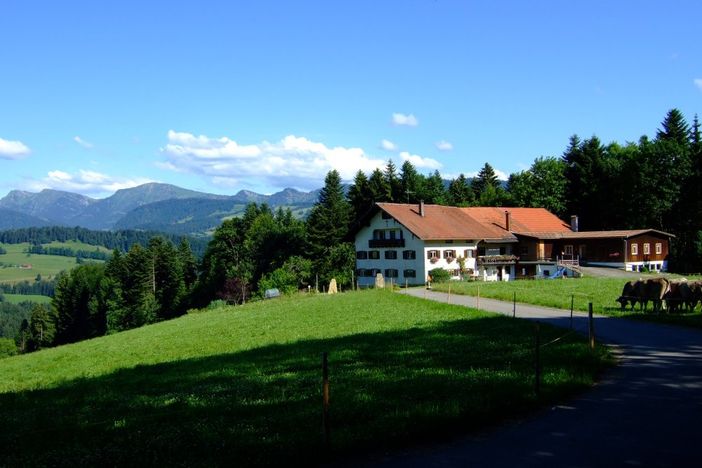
570;295;574;329
477;285;480;309
588;303;595;350
448;283;451;304
534;322;541;399
322;352;330;448
512;291;516;318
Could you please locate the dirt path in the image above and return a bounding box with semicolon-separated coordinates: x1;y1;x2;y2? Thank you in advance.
338;288;702;467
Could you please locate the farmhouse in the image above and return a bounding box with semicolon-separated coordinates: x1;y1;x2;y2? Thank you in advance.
353;202;673;287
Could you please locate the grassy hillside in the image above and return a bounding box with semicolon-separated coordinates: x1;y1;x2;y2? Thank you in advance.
0;290;610;466
0;243;79;283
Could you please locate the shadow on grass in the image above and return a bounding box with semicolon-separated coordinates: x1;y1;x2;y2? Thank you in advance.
0;316;608;467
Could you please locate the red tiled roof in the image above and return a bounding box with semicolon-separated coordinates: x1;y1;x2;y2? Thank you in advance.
376;203;513;241
377;203;570;241
370;203;673;243
461;207;571;233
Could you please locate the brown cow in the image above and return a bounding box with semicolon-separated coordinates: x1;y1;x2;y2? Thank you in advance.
688;280;702;311
616;280;639;311
640;278;669;313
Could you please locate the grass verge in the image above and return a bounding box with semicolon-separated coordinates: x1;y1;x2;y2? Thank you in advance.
0;290;611;466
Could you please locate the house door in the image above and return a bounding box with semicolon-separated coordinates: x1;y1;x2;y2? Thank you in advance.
579;244;586;261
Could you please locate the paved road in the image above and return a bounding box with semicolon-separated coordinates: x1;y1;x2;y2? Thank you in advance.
342;288;702;467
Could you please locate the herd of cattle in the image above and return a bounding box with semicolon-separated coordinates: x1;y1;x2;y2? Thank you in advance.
616;278;702;313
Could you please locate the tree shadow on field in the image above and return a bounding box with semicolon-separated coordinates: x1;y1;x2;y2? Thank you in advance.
0;316;604;467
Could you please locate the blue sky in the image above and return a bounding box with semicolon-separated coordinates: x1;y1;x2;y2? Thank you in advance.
1;0;700;198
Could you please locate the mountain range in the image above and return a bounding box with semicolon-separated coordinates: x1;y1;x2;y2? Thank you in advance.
0;183;320;235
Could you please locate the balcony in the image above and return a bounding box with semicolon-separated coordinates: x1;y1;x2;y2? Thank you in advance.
477;255;518;265
369;239;405;248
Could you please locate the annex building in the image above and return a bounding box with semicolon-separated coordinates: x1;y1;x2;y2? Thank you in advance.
353;202;673;287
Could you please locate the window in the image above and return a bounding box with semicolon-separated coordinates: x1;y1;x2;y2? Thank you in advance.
385;250;397;260
356;251;368;260
385;269;399;278
643;243;650;255
356;269;367;277
464;249;475;258
369;250;380;259
427;250;440;260
403;269;416;278
499;247;506;255
372;230;385;240
403;250;416;260
564;245;573;256
443;249;456;259
631;243;638;256
655;243;662;255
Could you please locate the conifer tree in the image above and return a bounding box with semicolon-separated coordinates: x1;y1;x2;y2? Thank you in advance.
400;160;423;203
347;170;372;220
447;174;474;206
368;168;390;203
383;159;401;201
306;170;353;285
656;108;691;147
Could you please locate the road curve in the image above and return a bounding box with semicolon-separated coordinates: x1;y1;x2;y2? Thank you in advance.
342;288;702;467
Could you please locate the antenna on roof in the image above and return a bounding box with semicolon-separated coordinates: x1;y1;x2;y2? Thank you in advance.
405;189;414;203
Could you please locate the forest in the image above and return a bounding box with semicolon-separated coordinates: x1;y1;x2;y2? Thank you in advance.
1;108;700;357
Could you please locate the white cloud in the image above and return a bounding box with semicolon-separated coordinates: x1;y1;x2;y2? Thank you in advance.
435;140;453;151
399;151;442;170
0;137;31;160
380;139;398;152
28;169;154;197
695;78;702;91
391;113;418;127
160;131;388;191
73;136;94;149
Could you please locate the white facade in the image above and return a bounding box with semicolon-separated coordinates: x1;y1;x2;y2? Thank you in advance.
354;211;480;287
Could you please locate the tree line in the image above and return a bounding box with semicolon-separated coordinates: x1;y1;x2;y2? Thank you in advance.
26;244;111;261
3;108;700;358
0;226;209;258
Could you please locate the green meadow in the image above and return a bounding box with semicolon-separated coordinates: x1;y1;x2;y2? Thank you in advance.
432;277;702;328
0;290;610;466
0;242;103;284
1;293;52;304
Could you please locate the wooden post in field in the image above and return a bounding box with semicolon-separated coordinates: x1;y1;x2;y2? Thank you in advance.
448;283;451;304
477;285;480;309
316;274;319;293
534;322;541;399
588;303;595;350
322;352;330;448
570;295;574;329
351;270;355;291
512;291;516;318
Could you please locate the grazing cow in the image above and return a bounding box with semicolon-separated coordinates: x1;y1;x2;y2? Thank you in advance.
640;278;669;313
688;280;702;311
664;279;697;313
617;280;639;310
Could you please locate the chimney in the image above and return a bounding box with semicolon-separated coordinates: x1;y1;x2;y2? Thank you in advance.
419;200;425;217
505;210;511;231
571;215;579;232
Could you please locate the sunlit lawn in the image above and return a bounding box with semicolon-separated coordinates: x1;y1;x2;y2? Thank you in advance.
431;277;702;328
0;290;611;466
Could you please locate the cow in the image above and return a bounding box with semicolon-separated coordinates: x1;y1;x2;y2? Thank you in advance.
640;277;669;313
664;280;687;313
616;280;639;311
687;280;702;311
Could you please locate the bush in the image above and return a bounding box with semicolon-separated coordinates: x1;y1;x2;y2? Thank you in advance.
0;338;17;358
428;268;451;283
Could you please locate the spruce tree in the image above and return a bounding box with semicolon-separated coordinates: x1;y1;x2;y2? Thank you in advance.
368;168;390;203
306;170;352;259
347;170;372;220
399;160;423;203
447;174;474;206
656;108;691;147
383;159;401;201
